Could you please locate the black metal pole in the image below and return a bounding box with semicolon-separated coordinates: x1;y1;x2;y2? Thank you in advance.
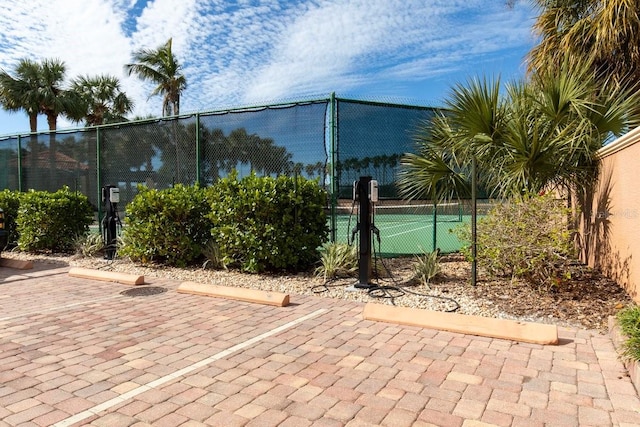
355;176;373;289
471;157;477;286
432;202;437;252
103;185;118;260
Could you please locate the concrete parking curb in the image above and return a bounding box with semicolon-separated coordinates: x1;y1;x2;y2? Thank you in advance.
363;302;559;344
177;280;290;306
68;267;145;285
0;257;33;269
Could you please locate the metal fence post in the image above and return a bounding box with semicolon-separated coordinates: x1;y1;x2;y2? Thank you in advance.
96;127;102;227
329;92;338;243
17;135;22;191
195;113;202;186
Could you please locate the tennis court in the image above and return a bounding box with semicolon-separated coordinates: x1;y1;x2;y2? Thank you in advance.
332;202;470;256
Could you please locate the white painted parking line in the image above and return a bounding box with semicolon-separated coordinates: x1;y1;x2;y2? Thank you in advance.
52;308;328;427
0;295;122;322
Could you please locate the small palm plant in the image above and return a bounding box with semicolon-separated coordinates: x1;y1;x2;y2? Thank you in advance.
412;250;441;287
202;239;227;270
74;233;104;258
315;243;358;282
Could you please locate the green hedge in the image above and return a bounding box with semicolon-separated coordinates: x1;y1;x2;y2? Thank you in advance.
0;189;21;247
617;306;640;361
119;174;329;271
16;187;94;252
121;184;213;266
206;172;329;273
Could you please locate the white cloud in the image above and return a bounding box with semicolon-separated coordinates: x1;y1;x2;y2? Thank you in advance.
241;0;535;102
0;0;536;132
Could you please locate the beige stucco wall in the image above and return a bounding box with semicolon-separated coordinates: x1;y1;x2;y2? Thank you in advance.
580;127;640;302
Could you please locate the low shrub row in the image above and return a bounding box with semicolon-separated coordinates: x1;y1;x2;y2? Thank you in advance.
0;187;94;252
121;172;329;272
1;174;329;273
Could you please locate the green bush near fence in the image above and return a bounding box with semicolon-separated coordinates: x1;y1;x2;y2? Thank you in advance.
16;187;94;252
206;172;329;273
121;184;213;267
617;306;640;362
455;192;575;289
120;174;329;271
0;189;21;246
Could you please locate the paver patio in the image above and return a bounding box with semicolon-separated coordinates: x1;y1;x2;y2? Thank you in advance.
1;261;639;426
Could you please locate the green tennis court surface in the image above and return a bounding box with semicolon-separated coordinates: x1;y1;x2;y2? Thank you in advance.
331;203;471;256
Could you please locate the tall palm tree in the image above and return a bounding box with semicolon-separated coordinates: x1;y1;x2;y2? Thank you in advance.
38;58;85;131
32;58;84;192
124;38;186;117
529;0;640;89
0;58;43;133
71;74;134;126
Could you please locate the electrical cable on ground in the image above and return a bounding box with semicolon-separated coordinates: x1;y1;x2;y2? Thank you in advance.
366;235;460;312
314;196;460;312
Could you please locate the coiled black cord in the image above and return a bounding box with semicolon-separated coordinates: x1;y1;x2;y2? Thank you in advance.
315;200;460;312
364;230;460;312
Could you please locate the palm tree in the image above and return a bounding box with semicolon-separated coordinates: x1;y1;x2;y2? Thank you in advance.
529;0;640;89
1;58;85;190
398;61;640;204
0;59;43;133
35;59;85;191
71;74;134;126
398;76;505;202
38;58;85;131
124;38;186;117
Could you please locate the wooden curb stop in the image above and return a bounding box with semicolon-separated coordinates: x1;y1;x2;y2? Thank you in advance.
363;302;559;345
68;267;145;286
0;258;33;270
64;268;558;344
177;281;290;307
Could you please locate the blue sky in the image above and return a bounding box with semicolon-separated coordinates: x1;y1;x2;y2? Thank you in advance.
0;0;538;136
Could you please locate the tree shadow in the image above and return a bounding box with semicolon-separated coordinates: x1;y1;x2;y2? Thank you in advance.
577;163;634;300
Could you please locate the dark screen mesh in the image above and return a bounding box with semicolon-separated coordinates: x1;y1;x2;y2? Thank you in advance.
18;131;93;203
336;100;436;199
199;102;328;186
0;96;476;256
0;136;19;191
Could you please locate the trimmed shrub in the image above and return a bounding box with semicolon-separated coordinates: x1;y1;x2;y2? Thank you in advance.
617;306;640;362
17;187;94;252
121;184;212;266
455;192;575;289
206;172;329;273
0;189;21;246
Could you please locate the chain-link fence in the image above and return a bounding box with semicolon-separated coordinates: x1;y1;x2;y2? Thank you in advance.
0;95;477;255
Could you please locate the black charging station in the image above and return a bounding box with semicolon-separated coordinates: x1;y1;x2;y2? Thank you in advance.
102;185;121;260
353;176;379;289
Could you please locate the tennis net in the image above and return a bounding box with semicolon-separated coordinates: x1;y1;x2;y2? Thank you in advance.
334;202;463;223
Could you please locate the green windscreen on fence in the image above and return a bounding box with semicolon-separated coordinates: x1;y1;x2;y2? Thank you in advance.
332;99;467;254
0;136;19;191
198;101;328;186
0;95;480;256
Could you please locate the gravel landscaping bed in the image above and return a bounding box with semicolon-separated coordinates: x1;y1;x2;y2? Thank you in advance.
3;249;633;333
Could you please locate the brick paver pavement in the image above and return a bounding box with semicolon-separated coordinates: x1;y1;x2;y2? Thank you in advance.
1;261;639;426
